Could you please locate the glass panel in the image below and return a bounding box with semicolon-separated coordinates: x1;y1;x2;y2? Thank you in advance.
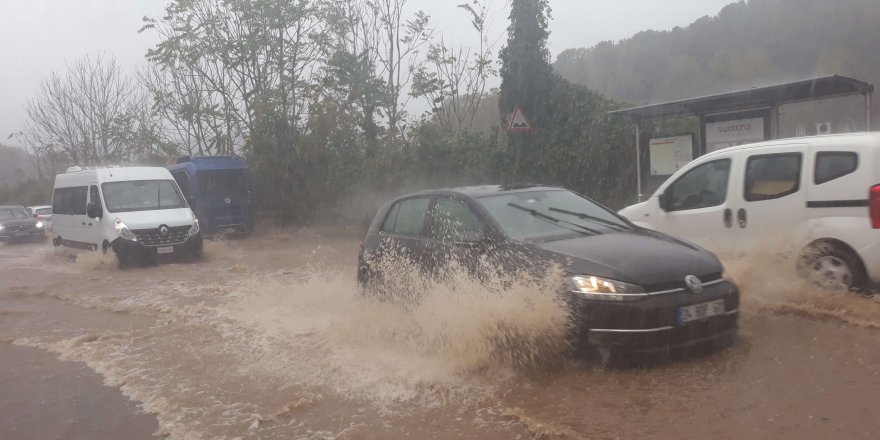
389;197;430;237
815;152;858;184
666;159;731;211
431;198;484;241
101;180;187;213
478;190;628;242
197;170;246;198
381;202;401;233
745;153;802;202
70;187;88;215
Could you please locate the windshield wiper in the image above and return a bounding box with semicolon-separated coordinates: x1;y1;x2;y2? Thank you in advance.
548;207;631;231
506;202;601;236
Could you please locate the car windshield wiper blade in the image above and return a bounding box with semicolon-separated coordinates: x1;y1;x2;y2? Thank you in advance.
548;207;631;231
506;202;601;236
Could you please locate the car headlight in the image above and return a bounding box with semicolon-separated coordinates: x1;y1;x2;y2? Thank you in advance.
35;221;44;229
113;218;137;242
568;275;645;301
0;225;4;231
188;218;200;237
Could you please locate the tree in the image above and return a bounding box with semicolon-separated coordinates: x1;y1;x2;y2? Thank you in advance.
411;1;497;135
498;0;553;178
498;0;552;124
23;54;157;166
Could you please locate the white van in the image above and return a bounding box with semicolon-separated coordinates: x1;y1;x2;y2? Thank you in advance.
619;132;880;291
52;166;202;267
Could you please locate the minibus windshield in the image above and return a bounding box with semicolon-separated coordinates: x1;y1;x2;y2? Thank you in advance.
101;180;187;213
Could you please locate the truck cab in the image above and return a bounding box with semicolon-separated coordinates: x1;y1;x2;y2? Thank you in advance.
167;156;255;236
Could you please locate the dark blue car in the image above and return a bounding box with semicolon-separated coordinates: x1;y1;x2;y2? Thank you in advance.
168;156;255;236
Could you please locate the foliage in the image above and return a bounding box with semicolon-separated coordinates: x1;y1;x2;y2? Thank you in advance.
21;54;163;170
555;0;880;113
15;0;638;222
499;0;635;208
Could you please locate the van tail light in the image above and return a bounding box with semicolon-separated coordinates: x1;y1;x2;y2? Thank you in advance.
870;185;880;228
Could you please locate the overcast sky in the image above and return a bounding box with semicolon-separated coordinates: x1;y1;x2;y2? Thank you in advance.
0;0;733;147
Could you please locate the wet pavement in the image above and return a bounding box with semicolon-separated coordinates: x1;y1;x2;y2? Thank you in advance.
1;228;879;439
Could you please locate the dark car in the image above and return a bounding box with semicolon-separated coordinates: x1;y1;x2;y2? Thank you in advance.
0;205;46;243
357;185;739;361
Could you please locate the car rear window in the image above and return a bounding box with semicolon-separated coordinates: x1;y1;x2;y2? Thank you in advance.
814;151;857;184
381;197;430;237
35;208;52;216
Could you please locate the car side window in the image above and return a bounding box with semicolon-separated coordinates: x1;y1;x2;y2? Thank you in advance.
380;197;430;237
744;153;802;202
70;186;88;215
89;185;102;209
172;171;192;198
814;152;857;185
52;188;68;215
666;159;731;211
430;198;484;241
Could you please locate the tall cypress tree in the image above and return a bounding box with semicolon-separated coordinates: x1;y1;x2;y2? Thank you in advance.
498;0;554;179
499;0;553;127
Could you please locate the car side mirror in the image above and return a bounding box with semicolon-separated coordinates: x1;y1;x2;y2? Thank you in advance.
86;202;102;219
658;191;671;212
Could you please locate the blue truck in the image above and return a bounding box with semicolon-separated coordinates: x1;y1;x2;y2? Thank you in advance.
168;156;255;236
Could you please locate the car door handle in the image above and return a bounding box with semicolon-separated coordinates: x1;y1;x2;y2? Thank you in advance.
723;209;733;228
737;208;747;228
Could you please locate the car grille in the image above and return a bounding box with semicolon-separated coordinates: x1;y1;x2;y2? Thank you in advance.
642;272;724;293
133;225;191;246
4;224;34;233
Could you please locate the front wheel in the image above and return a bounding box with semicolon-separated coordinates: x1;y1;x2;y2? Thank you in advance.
798;243;866;292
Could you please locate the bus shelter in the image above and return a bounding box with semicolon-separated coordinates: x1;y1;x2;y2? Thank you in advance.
609;75;874;200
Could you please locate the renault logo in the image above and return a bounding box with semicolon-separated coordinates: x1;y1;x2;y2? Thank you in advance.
685;275;703;293
160;226;169;236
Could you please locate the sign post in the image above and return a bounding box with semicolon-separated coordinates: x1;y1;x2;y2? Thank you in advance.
507;106;533;180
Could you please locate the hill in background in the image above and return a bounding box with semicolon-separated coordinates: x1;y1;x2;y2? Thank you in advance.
554;0;880;108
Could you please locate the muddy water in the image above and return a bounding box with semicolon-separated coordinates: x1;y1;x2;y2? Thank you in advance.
1;228;879;439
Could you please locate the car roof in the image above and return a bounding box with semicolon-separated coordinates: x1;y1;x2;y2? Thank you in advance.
403;184;568;199
27;205;51;209
0;205;26;210
169;156;248;172
700;131;880;160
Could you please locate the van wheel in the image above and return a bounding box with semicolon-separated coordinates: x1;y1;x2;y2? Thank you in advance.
798;242;866;291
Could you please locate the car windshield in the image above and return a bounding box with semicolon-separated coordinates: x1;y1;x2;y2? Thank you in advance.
0;208;29;220
477;190;630;241
101;180;187;213
197;169;247;198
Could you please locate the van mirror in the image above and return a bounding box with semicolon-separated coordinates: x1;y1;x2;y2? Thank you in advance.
658;191;671;211
86;202;102;219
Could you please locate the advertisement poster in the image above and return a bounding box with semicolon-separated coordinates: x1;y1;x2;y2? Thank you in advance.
649;135;694;176
705;117;766;152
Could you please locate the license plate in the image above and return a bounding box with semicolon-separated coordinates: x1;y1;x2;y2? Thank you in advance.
157;246;174;254
14;231;28;236
678;299;725;325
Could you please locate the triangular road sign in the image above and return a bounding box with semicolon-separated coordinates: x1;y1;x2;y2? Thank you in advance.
507;106;532;133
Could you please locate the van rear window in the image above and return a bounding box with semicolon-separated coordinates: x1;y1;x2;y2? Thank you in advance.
815;152;858;185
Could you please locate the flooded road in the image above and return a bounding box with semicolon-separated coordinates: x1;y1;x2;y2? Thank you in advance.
1;228;879;439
